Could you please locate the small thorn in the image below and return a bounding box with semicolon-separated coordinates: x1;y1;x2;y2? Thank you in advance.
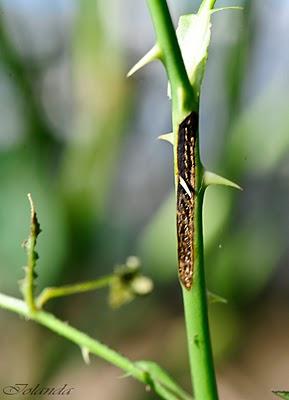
157;132;174;145
118;372;132;379
179;176;192;198
127;45;160;77
210;6;243;15
204;171;242;191
81;346;90;365
27;193;34;215
207;290;228;304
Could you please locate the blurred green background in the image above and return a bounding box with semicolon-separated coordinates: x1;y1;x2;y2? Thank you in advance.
1;0;289;399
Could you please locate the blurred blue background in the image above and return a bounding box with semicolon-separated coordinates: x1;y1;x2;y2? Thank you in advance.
1;0;289;399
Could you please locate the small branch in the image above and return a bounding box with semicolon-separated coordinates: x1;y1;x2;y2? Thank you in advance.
36;275;113;309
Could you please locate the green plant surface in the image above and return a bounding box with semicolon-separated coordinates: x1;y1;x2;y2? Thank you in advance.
36;257;153;309
19;194;41;313
0;290;192;400
0;194;191;400
130;1;242;399
0;1;246;399
273;391;289;400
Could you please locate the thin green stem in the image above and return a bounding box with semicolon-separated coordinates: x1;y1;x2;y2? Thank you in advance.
0;292;192;400
199;0;217;13
25;233;37;312
147;0;196;122
0;292;144;379
36;275;113;309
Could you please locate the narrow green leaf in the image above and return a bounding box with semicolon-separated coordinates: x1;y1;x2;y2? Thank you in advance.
273;391;289;400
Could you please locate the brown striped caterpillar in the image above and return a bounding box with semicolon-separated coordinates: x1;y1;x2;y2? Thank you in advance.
176;111;198;289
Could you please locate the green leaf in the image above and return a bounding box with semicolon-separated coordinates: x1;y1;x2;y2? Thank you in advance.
128;0;214;97
174;9;211;95
128;1;243;99
135;361;193;400
20;194;41;313
273;391;289;400
175;4;243;94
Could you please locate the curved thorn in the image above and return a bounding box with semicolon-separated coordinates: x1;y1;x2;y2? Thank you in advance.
158;132;174;145
207;290;228;304
204;171;243;191
210;6;243;15
127;45;161;77
81;346;91;365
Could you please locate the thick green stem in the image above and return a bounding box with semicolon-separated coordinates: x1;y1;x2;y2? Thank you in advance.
146;1;219;398
199;0;217;12
180;140;218;400
147;0;196;122
182;159;218;399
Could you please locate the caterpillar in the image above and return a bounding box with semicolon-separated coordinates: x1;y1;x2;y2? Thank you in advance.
176;111;198;290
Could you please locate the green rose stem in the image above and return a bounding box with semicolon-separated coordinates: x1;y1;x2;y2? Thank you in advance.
0;293;145;379
0;290;194;399
0;194;191;400
0;292;186;400
147;0;218;399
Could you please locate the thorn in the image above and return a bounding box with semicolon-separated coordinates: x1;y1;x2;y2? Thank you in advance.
204;171;242;191
27;193;34;215
207;290;228;304
211;6;243;15
127;45;160;77
81;346;90;365
118;372;132;379
179;176;192;198
157;132;174;145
